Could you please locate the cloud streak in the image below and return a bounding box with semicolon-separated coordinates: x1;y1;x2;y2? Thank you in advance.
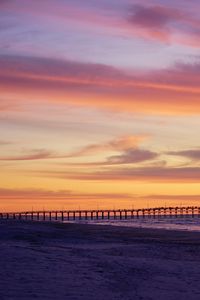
167;149;200;161
1;188;200;212
0;188;133;200
1;188;200;202
107;149;158;164
1;55;200;115
2;1;200;47
0;140;12;146
41;166;200;183
0;135;148;162
68;135;147;157
0;149;55;161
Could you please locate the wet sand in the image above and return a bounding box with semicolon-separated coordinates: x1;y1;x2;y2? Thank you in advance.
1;220;200;300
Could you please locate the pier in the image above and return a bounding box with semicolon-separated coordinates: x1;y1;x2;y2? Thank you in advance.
0;206;200;222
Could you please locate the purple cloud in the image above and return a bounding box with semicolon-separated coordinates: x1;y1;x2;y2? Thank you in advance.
167;149;200;160
128;5;181;29
108;148;158;164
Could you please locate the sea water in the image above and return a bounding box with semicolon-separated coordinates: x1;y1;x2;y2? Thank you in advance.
69;215;200;232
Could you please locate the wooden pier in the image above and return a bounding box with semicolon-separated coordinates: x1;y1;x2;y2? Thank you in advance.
0;206;200;222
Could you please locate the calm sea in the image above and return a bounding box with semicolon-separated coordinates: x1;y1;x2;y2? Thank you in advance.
66;215;200;232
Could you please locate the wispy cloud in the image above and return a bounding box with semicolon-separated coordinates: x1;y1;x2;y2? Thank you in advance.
2;0;200;47
107;148;158;164
64;149;158;167
0;188;134;201
127;4;180;42
68;135;148;157
1;187;200;202
129;5;182;29
125;3;200;47
0;149;55;161
167;149;200;161
1;55;200;115
0;135;148;162
1;188;199;211
40;166;200;182
0;140;12;146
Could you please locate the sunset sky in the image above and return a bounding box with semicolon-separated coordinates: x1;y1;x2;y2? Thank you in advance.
1;0;200;212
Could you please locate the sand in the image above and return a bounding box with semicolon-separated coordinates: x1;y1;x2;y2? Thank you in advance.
1;220;200;300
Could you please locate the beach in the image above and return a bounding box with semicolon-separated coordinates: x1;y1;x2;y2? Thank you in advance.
1;220;200;299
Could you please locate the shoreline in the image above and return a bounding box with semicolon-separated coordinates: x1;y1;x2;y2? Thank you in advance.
2;218;200;240
66;218;200;233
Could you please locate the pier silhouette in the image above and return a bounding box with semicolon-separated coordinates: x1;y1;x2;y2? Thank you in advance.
1;206;200;222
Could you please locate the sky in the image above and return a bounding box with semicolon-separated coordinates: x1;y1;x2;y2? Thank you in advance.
1;0;200;212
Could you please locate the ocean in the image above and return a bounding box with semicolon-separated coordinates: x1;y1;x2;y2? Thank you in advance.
68;215;200;232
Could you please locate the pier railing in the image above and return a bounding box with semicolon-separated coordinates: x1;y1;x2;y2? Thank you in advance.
0;206;200;222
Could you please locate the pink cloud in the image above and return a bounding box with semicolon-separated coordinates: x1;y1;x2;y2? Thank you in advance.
1;55;200;115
